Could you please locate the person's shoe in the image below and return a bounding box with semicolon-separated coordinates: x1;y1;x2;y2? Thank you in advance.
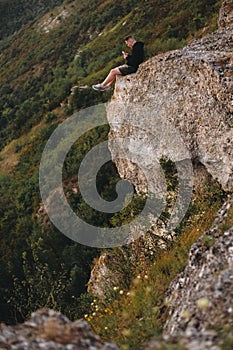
92;84;111;91
92;84;104;91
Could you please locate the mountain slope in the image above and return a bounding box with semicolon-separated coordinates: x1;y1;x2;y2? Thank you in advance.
83;2;233;348
0;0;224;326
0;0;221;153
0;0;65;40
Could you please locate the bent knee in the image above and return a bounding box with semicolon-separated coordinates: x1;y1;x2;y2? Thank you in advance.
111;68;121;74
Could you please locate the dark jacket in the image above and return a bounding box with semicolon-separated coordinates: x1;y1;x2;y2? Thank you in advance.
126;41;144;69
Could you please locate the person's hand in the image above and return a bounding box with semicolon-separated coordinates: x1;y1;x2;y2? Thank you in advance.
122;51;128;59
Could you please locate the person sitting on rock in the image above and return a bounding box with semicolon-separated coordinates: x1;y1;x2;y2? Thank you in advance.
92;35;144;91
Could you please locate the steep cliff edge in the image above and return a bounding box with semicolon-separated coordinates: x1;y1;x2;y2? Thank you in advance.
102;1;233;348
161;197;233;350
88;0;233;299
0;2;232;350
107;1;233;193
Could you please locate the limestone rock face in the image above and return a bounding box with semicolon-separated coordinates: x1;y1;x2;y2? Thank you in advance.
161;197;233;350
0;309;119;350
107;6;233;192
218;0;233;29
88;0;233;301
87;252;126;298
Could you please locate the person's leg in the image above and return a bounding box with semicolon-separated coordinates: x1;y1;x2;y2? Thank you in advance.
101;67;122;86
92;67;123;91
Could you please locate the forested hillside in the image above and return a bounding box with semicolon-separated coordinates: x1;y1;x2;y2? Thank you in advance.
0;0;65;40
0;0;222;325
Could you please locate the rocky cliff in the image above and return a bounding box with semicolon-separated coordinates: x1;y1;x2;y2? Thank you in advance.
109;2;233;349
0;199;232;350
107;1;233;193
88;0;233;299
0;1;232;350
161;197;233;350
139;196;233;350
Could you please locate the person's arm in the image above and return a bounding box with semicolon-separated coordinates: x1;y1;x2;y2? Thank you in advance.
122;51;128;60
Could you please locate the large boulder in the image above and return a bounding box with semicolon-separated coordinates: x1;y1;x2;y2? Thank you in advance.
107;6;233;192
